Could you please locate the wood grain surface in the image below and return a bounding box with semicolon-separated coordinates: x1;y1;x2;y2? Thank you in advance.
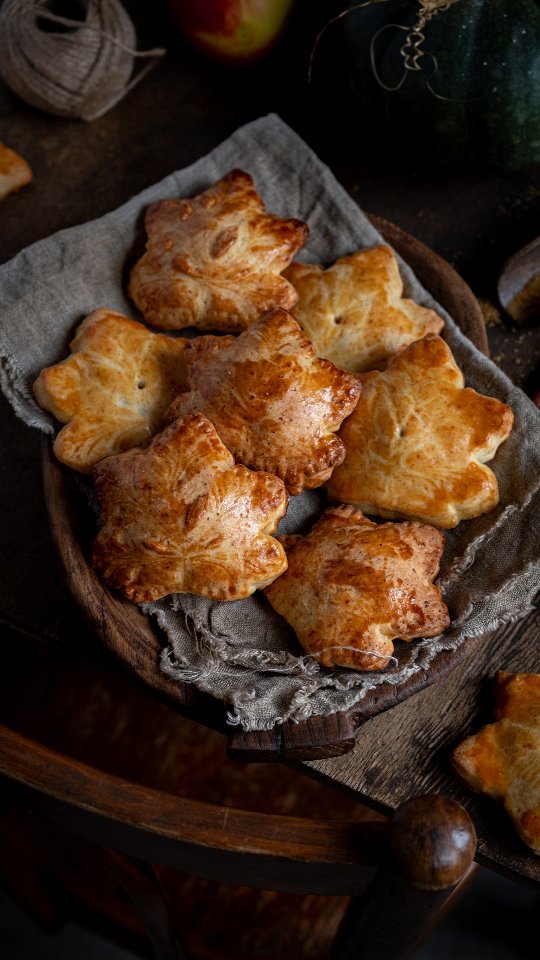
307;611;540;889
42;216;490;763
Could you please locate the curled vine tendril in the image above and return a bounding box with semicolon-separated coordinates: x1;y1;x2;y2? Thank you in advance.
308;0;468;102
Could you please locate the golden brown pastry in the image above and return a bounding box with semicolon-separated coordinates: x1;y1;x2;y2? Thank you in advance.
128;169;308;332
0;142;32;200
285;245;443;372
452;671;540;856
92;412;288;603
166;308;361;495
33;308;188;473
264;504;449;671
327;335;514;528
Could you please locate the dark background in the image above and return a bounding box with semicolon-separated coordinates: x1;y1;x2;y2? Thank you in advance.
1;0;539;396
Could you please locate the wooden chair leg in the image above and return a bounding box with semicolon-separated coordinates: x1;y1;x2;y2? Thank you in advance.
87;845;188;960
0;801;63;932
332;795;477;960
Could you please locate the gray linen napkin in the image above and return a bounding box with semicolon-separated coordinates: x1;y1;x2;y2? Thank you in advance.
1;114;538;731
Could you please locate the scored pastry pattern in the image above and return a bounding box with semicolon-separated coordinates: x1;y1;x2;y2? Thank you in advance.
33;309;189;473
265;504;450;671
92;412;288;603
285;244;444;372
327;335;514;528
129;168;308;332
166;308;361;495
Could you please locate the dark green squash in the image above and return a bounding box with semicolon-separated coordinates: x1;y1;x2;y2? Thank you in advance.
342;0;540;169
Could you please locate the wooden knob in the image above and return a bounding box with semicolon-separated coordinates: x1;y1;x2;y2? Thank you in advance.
389;794;476;891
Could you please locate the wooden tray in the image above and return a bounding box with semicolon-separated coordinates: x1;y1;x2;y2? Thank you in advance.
42;215;489;762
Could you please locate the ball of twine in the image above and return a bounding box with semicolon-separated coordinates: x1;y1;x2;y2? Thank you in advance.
0;0;165;121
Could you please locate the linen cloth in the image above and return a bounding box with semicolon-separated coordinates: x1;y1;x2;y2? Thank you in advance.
1;114;538;731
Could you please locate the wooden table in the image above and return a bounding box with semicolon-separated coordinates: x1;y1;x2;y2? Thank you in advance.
1;0;539;909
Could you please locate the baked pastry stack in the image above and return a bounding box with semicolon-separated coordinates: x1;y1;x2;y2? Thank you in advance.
34;169;514;673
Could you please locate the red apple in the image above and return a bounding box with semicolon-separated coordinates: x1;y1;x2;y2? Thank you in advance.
167;0;296;63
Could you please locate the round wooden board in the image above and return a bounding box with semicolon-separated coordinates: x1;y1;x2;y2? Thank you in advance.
42;215;489;762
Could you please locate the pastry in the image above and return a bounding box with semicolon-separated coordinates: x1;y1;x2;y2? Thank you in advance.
166;308;361;495
327;335;514;528
33;308;188;473
92;412;288;603
285;245;443;372
265;504;450;671
0;141;32;200
452;671;540;855
128;169;308;332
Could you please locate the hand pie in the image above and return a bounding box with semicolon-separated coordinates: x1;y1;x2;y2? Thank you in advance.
128;169;308;332
264;504;449;671
285;245;443;372
0;142;32;200
33;308;188;473
166;308;361;495
327;335;514;528
452;671;540;855
92;412;288;603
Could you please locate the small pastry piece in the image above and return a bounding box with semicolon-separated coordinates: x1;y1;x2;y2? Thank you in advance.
0;142;32;200
33;308;188;473
327;335;514;529
128;169;308;332
166;308;361;495
265;504;450;671
452;671;540;855
285;245;443;372
92;412;288;603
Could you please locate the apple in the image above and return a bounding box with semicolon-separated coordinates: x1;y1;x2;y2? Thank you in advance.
167;0;296;63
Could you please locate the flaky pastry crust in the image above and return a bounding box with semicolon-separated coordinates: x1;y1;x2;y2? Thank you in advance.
327;335;514;528
92;412;288;603
452;671;540;855
0;142;32;201
33;308;188;473
166;308;361;495
128;169;308;332
285;245;443;372
264;504;449;671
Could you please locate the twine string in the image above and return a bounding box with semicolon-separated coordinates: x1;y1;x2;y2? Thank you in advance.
33;7;165;60
0;0;166;121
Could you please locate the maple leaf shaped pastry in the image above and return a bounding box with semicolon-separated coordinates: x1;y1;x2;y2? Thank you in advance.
0;141;32;200
327;335;514;528
452;671;540;855
128;169;308;332
33;309;188;473
166;308;361;496
264;504;450;671
284;245;444;372
92;412;288;603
